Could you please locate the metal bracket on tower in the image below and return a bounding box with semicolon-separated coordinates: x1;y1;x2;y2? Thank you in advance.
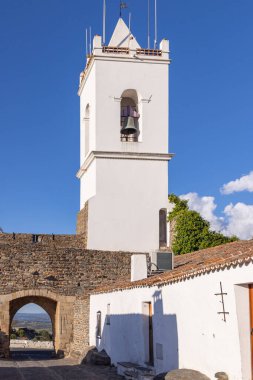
140;95;152;103
110;96;122;102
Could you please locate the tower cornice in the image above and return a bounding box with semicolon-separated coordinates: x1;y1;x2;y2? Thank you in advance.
76;151;174;179
78;51;171;96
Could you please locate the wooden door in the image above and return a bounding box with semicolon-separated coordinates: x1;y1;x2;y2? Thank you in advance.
249;285;253;379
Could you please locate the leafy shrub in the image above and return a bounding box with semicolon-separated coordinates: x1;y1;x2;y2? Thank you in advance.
168;194;238;255
18;329;25;338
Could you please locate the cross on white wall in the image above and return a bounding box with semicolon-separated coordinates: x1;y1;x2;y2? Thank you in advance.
215;281;229;322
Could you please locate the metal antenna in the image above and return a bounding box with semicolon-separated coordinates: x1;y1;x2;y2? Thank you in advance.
154;0;157;49
129;12;131;31
85;28;88;57
147;0;150;49
103;0;106;45
89;26;92;55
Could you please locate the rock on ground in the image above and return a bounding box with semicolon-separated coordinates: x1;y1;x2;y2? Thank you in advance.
80;347;111;366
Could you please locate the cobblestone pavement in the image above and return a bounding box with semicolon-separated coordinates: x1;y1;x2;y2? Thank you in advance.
0;352;124;380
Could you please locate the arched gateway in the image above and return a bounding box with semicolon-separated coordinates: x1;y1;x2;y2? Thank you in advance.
0;289;75;358
0;233;134;359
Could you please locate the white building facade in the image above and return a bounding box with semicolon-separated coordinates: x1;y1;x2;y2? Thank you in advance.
90;240;253;380
77;18;173;253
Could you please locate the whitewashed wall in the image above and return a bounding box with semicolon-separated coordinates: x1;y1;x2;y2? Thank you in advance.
90;263;253;380
80;159;96;209
87;159;168;252
80;61;96;165
95;58;169;154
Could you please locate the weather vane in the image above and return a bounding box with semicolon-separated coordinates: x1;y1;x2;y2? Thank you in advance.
119;1;127;18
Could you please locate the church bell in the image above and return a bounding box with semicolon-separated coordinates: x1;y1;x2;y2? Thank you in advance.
120;116;138;135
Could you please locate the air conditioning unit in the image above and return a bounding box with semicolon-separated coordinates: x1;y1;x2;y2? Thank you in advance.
151;251;174;271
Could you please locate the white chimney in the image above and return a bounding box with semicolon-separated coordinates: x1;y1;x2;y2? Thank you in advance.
131;255;147;282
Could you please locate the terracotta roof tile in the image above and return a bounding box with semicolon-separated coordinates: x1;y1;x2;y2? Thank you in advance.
93;240;253;294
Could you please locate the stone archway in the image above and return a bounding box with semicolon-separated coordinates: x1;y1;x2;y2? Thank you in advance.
0;289;75;358
10;296;56;351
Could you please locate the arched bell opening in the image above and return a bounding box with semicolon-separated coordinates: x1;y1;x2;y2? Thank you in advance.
120;89;140;142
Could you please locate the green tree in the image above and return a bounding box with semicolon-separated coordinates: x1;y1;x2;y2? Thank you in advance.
18;329;25;338
168;194;238;255
39;330;52;341
10;333;17;339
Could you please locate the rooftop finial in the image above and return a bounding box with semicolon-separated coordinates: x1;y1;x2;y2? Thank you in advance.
119;1;127;18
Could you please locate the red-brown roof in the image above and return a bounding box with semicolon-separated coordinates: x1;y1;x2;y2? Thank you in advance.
92;240;253;294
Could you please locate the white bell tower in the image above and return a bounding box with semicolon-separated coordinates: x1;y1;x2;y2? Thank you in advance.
76;18;173;253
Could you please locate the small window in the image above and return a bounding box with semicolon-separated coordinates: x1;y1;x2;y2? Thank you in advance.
120;89;140;142
32;234;42;243
106;304;110;325
96;311;101;338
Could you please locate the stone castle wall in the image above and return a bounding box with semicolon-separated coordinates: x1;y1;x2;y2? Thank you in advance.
0;233;85;249
71;296;90;356
0;232;139;357
169;219;177;249
0;235;132;296
76;202;88;241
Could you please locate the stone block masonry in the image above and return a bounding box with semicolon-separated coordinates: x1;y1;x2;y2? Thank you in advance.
0;239;133;296
76;202;88;241
71;296;90;356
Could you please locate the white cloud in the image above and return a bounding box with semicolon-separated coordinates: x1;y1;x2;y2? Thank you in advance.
180;192;223;231
221;203;253;240
178;192;253;240
221;171;253;194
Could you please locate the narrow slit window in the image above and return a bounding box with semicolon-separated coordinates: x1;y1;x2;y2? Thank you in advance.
96;311;101;338
106;304;110;325
159;209;167;248
84;104;90;156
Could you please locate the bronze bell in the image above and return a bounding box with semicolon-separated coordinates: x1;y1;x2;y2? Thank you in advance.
121;116;138;135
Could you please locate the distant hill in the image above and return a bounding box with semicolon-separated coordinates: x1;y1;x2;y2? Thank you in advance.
13;313;51;322
12;313;52;333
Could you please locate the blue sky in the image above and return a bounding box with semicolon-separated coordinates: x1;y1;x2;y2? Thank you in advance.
0;0;253;237
16;303;46;315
